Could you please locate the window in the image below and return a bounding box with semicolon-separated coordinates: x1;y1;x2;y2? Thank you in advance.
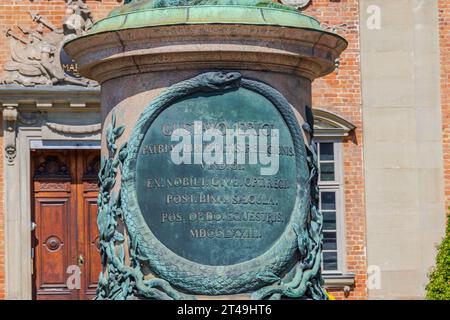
316;141;344;273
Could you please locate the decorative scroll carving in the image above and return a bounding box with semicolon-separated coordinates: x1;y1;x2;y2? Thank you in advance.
2;104;18;165
1;0;97;87
46;122;101;134
36;181;70;192
34;155;70;179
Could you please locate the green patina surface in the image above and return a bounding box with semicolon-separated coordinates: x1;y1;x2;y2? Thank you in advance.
85;0;321;35
135;87;297;267
118;0;299;14
95;71;327;299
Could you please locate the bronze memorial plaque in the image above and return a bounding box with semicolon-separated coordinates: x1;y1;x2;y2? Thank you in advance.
135;88;297;266
121;72;313;296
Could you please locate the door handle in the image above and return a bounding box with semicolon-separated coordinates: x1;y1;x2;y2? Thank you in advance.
78;254;84;266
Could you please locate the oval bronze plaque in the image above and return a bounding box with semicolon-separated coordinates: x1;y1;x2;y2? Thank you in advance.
122;72;310;295
136;88;297;266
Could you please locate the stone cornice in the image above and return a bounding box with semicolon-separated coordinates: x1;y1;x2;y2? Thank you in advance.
65;24;347;83
0;85;100;110
313;108;356;137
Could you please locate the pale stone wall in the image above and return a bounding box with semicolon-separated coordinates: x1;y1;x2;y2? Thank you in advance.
360;0;446;299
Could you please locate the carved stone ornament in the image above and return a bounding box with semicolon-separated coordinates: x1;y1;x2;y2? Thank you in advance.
2;104;18;165
321;23;349;34
280;0;311;9
96;72;326;300
0;0;97;87
46;122;101;134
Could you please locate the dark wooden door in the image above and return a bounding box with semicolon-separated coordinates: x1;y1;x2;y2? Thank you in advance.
32;150;101;300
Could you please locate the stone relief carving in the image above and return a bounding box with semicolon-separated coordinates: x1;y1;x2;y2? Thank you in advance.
279;0;311;9
63;0;95;40
1;0;97;87
2;104;18;166
321;22;348;34
46;122;101;134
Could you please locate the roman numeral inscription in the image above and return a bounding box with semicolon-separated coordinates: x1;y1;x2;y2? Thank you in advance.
135;89;298;266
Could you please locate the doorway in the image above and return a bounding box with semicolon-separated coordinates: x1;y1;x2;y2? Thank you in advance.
31;150;101;300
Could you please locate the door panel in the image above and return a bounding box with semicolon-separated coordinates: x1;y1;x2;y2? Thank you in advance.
32;151;77;300
32;150;100;300
79;152;101;300
83;198;101;299
34;198;75;299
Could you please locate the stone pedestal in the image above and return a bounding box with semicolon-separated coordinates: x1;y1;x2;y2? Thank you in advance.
65;1;346;300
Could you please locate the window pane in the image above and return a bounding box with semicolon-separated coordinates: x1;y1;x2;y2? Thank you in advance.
320;143;334;161
320;162;335;181
317;142;340;273
323;232;337;250
323;211;336;230
323;252;338;271
321;192;336;210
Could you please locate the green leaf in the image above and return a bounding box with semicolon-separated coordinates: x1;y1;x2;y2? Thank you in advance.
114;126;125;138
111;112;116;128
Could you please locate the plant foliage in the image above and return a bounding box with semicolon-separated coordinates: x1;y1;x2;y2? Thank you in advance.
426;213;450;300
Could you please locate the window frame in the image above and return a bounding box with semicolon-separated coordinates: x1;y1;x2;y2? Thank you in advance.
315;138;346;275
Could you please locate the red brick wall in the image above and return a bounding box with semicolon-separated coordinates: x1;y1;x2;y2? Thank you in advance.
0;0;368;300
439;0;450;211
303;0;368;300
0;0;122;300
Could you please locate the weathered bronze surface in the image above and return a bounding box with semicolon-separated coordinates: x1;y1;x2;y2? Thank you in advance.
112;71;326;299
135;88;297;266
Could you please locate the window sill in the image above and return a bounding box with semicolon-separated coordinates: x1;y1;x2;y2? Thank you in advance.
323;273;355;289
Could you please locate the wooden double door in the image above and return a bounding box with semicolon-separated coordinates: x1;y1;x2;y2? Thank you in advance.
31;150;101;300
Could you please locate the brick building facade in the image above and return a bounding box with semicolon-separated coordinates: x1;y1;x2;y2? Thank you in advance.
439;0;450;210
303;0;367;300
0;0;447;300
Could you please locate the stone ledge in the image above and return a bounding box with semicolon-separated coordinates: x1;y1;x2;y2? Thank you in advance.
323;273;356;289
65;24;347;83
